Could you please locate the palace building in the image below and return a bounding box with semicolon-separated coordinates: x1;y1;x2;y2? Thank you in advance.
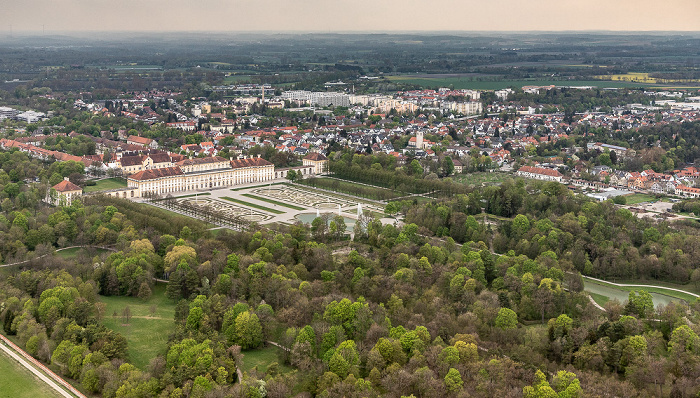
111;155;314;198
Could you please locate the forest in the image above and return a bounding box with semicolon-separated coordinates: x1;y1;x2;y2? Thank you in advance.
0;148;699;398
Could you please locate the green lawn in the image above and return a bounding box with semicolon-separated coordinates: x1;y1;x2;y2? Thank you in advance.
625;193;657;205
242;194;306;210
588;292;610;307
220;197;285;214
99;284;175;369
55;247;111;260
84;178;128;192
241;346;294;375
583;277;698;303
230;182;286;191
299;178;401;201
453;172;511;186
0;349;64;398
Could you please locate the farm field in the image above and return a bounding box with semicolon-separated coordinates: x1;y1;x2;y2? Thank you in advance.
99;284;175;370
594;72;700;85
384;76;658;90
84;178;128;192
0;348;63;398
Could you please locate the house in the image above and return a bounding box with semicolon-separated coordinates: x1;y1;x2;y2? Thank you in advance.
452;159;464;174
303;152;329;174
50;177;82;206
127;135;158;149
675;185;700;198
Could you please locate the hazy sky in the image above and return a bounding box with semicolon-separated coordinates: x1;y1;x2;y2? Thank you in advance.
2;0;700;33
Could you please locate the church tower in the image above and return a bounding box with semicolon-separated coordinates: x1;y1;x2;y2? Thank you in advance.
416;131;424;149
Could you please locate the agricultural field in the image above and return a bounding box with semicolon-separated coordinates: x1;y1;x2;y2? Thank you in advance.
384;75;657;90
0;349;63;398
595;72;700;85
99;284;175;370
84;178;128;192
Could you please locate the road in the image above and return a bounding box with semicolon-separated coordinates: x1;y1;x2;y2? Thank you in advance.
0;337;81;398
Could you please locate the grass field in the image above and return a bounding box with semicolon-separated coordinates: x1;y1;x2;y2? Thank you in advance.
453;172;511;187
242;194;306;210
583;277;697;304
100;284;175;370
0;349;63;398
299;177;401;201
220;197;285;214
625;193;657;205
241;346;294;375
230;182;286;191
384;76;658;90
56;247;111;260
84;178;128;192
588;292;610;307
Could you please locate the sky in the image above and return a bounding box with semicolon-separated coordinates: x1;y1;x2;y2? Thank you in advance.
2;0;699;33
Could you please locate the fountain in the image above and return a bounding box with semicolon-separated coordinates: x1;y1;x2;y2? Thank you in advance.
338;204;342;215
357;203;362;217
316;207;320;218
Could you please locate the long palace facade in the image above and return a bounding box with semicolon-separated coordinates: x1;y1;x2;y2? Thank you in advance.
101;155;316;199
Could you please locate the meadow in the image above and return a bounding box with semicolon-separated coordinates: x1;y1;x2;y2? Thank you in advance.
84;178;128;192
99;284;175;370
0;349;63;398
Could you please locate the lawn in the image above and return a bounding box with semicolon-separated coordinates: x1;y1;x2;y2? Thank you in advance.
84;178;128;192
230;182;286;192
583;277;697;304
242;194;306;210
625;193;657;205
588;292;610;307
99;284;175;370
0;349;64;398
241;346;294;375
299;178;402;201
55;247;111;260
220;197;285;214
453;172;511;187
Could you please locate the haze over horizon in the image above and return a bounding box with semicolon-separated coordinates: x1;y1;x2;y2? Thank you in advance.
2;0;699;34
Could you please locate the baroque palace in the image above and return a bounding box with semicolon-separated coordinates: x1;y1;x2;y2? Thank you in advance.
100;153;327;199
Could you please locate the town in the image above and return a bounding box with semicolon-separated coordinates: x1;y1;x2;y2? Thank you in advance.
3;31;700;398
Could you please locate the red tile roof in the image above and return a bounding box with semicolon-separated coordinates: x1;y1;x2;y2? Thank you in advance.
53;179;82;192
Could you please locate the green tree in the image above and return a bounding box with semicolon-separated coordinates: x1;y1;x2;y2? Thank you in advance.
233;311;263;349
444;368;463;392
495;307;518;330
